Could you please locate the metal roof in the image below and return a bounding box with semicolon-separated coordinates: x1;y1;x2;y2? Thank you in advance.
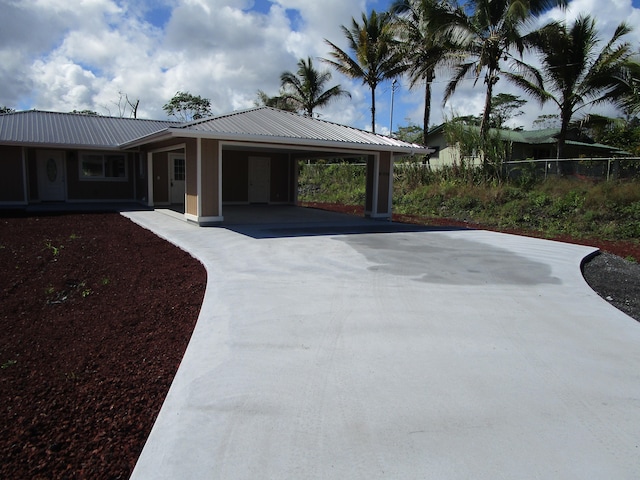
0;107;431;155
172;107;427;151
0;110;178;149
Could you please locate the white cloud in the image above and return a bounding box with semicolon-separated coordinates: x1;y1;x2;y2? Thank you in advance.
2;0;638;134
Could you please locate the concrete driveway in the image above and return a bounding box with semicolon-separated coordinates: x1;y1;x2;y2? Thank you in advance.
124;208;640;480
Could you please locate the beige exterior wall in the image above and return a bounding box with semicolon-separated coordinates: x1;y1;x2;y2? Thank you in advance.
376;152;392;215
185;138;198;216
200;138;220;217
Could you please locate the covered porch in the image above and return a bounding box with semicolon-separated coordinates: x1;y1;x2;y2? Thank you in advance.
143;139;397;226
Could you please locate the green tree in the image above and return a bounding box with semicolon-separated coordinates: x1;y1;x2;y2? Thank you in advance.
254;90;297;112
394;124;424;143
280;57;351;117
489;93;527;129
391;0;459;145
533;113;560;129
324;10;406;133
163;91;212;122
513;15;638;159
441;0;567;143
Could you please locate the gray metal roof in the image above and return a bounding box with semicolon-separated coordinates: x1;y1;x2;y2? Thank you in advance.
0;110;178;149
0;107;430;155
170;107;428;153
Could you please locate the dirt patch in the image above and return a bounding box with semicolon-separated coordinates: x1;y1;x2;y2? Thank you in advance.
0;212;206;479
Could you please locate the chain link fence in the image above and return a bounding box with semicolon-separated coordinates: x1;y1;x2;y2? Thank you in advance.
503;157;640;181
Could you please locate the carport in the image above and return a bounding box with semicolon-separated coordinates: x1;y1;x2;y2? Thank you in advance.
122;107;431;225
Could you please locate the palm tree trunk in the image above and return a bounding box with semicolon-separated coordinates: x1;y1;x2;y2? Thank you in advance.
557;108;572;174
371;87;376;133
480;76;493;148
423;70;434;146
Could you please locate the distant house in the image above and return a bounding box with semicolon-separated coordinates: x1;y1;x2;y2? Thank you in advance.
426;123;628;168
0;107;430;224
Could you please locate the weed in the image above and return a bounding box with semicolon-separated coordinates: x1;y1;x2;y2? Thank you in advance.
1;359;17;369
81;288;92;298
45;241;62;256
625;256;637;263
68;233;79;240
101;277;110;286
45;285;55;295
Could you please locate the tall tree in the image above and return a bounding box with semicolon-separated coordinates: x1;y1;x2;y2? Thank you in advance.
512;15;638;159
391;0;459;145
489;93;527;128
441;0;567;143
324;10;406;133
254;90;297;112
280;57;351;117
163;91;212;122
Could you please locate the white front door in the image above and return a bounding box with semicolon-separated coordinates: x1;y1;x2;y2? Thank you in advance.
169;154;186;204
248;157;270;203
37;150;65;201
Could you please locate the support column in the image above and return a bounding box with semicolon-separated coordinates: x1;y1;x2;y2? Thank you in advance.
146;152;154;206
375;151;393;219
188;138;223;225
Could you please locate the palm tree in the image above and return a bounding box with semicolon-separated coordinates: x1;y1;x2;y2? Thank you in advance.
255;90;297;112
513;15;638;160
324;10;406;133
441;0;567;143
280;57;351;117
391;0;460;145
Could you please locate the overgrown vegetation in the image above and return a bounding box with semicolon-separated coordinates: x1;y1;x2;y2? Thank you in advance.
298;160;640;244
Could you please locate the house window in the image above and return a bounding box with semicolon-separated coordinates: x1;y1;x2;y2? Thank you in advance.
174;158;185;181
80;153;127;180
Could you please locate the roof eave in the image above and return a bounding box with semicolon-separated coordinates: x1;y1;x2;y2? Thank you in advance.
154;129;432;155
0;140;124;151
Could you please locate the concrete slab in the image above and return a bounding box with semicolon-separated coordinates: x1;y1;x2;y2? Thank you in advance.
123;209;640;480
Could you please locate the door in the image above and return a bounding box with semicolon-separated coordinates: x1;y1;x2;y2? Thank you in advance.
169;154;186;204
248;157;270;203
37;150;65;201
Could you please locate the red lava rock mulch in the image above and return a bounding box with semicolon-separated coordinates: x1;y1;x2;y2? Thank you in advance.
0;212;206;479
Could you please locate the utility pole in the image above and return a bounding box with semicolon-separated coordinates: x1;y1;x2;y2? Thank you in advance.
389;79;398;137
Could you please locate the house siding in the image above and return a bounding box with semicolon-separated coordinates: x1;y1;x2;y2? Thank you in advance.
222;151;248;202
199;138;218;217
270;154;294;203
27;149;38;201
153;152;169;204
221;150;294;204
0;146;25;202
376;152;392;215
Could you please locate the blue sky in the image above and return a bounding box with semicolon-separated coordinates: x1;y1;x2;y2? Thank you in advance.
1;0;640;135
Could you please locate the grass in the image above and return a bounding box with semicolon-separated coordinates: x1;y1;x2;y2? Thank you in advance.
298;161;640;245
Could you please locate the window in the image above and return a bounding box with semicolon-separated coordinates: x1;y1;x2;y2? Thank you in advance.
173;158;185;181
80;153;127;180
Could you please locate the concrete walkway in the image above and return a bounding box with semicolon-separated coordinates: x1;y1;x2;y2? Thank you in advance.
124;208;640;480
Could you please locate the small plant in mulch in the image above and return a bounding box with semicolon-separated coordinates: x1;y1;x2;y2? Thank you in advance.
45;279;93;305
1;359;17;369
44;241;63;257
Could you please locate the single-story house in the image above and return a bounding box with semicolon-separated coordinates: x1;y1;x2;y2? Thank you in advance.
426;124;629;168
0;107;430;224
